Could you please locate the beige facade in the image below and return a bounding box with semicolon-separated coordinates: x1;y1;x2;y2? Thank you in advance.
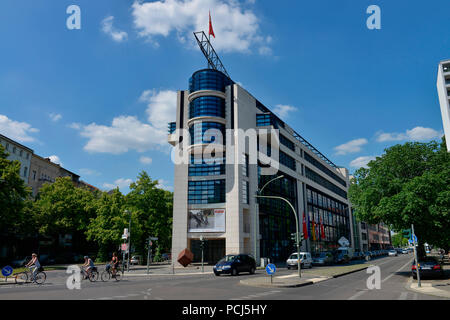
28;154;62;197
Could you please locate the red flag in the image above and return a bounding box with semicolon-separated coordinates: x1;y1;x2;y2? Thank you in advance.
209;11;215;38
320;218;325;240
302;212;308;240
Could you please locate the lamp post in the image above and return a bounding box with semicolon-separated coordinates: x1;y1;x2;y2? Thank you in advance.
255;175;285;266
200;235;205;273
255;175;302;278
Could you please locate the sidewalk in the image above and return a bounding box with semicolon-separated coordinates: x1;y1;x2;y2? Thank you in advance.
407;257;450;299
121;263;215;276
240;263;369;288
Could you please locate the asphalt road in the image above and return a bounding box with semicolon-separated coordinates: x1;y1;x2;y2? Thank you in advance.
0;254;444;300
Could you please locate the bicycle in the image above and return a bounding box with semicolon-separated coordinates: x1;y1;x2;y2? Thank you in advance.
101;264;121;282
14;266;46;285
80;266;99;282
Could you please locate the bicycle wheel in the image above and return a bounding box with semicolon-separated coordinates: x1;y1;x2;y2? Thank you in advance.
89;271;98;282
15;272;28;284
101;271;110;282
34;272;46;285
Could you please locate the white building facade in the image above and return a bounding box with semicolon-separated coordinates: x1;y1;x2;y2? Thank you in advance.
0;134;33;184
168;69;354;265
437;60;450;152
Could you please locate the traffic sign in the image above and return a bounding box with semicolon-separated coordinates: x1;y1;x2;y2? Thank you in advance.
265;263;276;275
409;234;418;243
121;243;128;252
2;266;13;277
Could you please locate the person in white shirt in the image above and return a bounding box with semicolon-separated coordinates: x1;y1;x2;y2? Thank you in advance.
25;253;41;280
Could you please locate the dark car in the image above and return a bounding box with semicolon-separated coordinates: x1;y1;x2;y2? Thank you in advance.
213;254;256;276
11;256;31;267
412;257;444;279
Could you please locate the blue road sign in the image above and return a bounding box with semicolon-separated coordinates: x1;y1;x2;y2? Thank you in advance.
409;234;418;243
2;266;13;277
265;263;276;275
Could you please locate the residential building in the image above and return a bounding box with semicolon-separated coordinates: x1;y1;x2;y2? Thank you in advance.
437;59;450;152
0;134;33;184
168;68;354;265
28;154;62;197
368;222;391;250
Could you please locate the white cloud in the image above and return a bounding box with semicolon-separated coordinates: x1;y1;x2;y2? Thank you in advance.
101;16;128;42
49;113;62;122
140;89;178;132
139;156;153;165
376;126;442;142
75;89;177;155
68;122;82;130
103;178;133;190
0;114;39;142
272;104;297;118
131;0;272;54
349;156;376;169
48;155;63;166
80;116;166;154
334;138;368;156
156;179;173;191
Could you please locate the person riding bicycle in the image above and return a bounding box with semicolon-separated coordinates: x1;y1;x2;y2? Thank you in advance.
110;252;119;277
25;253;41;281
82;256;95;278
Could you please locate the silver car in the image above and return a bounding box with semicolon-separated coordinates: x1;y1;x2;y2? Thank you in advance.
312;252;334;266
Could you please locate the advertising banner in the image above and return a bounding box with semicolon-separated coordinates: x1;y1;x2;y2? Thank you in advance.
188;209;225;233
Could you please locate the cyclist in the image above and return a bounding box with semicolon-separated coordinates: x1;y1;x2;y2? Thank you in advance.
82;256;95;278
25;253;41;281
110;252;119;277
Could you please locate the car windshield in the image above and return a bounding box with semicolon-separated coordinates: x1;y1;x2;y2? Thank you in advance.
289;254;298;260
218;255;237;263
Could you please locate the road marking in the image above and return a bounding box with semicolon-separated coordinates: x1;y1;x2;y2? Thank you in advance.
382;259;413;283
347;289;368;300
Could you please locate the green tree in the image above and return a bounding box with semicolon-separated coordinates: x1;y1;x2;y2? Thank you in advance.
125;171;173;262
391;233;408;248
85;188;127;261
33;176;97;253
0;144;31;235
349;139;450;255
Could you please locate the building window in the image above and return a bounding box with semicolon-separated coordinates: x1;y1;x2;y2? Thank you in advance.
5;143;9;151
304;152;346;187
26;153;29;160
189;122;225;145
23;166;28;177
242;153;249;177
13;147;16;154
279;150;296;171
279;134;295;151
188;156;225;176
189;69;233;93
33;170;36;181
242;181;249;204
190;96;225;119
188;179;226;204
305;167;347;199
20;150;23;157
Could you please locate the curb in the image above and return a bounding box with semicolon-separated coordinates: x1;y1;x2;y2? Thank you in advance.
331;265;369;278
406;279;450;299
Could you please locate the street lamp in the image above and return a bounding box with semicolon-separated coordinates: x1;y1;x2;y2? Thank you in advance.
200;235;205;273
124;209;131;272
255;175;285;265
255;175;302;278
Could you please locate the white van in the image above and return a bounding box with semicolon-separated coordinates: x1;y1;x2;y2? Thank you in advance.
286;252;313;269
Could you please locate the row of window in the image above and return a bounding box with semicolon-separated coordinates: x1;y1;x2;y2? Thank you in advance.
189;69;233;93
189;122;225;145
304;152;346;187
306;188;348;216
189;156;226;176
279;150;296;171
187;179;226;204
189;96;225;119
305;167;347;199
279;134;295;151
1;141;30;160
168;122;176;134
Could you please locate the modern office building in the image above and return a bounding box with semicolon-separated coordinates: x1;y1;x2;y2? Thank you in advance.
437;59;450;152
0;134;33;184
168;68;355;265
368;223;391;250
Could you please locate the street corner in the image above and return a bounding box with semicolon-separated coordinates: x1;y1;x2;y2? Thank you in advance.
407;279;450;299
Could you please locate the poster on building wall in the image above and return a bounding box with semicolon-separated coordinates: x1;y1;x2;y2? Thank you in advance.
188;209;225;233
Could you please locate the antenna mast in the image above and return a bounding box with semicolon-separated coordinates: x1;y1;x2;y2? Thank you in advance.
193;31;230;78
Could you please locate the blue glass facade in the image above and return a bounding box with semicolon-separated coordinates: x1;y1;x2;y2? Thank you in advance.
188;179;226;204
189;122;225;145
189;69;233;93
190;96;225;118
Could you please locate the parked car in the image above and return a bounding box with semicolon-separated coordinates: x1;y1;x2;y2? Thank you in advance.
213;254;256;276
388;250;398;257
412;257;444;279
286;252;313;269
334;248;352;264
161;253;171;261
312;252;334;266
130;255;141;265
39;254;56;265
401;248;409;254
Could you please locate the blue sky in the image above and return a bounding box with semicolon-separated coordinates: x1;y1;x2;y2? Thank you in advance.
0;0;448;193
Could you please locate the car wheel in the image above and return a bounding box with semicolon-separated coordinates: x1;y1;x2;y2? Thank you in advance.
309;263;313;269
287;266;290;270
413;275;417;280
249;267;256;275
231;268;238;276
214;271;220;276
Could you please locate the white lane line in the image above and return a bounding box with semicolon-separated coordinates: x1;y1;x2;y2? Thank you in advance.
348;290;369;300
398;292;408;300
382;259;413;283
